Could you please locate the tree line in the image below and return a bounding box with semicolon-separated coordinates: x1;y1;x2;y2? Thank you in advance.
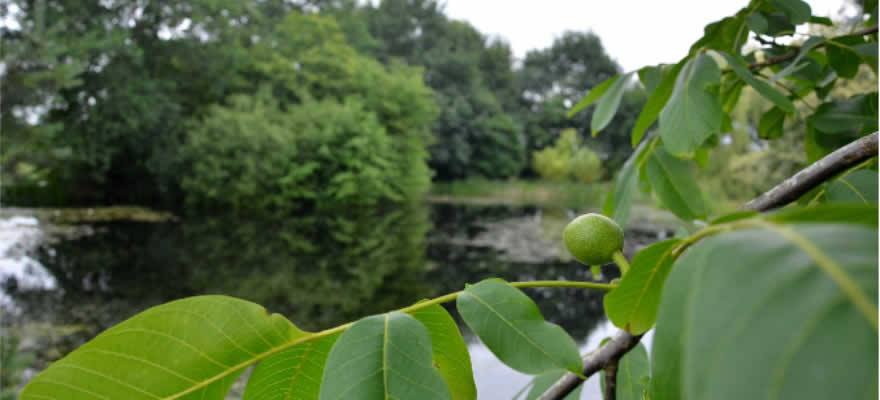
2;0;644;212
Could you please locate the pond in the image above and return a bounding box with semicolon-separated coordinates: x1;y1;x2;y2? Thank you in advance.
0;203;674;399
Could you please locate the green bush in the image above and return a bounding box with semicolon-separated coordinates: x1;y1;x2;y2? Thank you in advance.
180;13;437;214
532;129;603;183
181;92;420;213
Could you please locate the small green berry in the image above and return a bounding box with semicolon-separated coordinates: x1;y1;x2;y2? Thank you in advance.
563;213;624;265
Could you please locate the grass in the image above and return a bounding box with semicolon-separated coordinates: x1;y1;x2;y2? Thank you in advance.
429;178;610;210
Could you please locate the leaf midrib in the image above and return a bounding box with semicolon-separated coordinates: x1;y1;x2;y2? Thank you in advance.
462;291;565;369
757;221;878;331
621;244;678;332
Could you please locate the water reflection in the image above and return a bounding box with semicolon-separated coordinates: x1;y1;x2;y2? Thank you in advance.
2;203;663;398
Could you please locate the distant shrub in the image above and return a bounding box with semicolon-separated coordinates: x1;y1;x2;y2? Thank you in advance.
181;93;422;213
532;129;603;183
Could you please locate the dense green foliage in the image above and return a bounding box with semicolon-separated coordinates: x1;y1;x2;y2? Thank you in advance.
11;0;880;400
3;0;645;210
533;129;603;183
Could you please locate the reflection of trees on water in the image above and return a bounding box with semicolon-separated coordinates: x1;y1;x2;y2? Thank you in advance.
9;205;433;337
427;204;611;340
6;203;659;364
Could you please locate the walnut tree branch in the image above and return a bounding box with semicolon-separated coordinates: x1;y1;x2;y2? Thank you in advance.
537;330;642;400
742;132;878;212
748;25;878;70
603;358;619;400
539;132;878;400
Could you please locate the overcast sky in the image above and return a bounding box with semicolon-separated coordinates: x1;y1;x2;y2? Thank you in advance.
442;0;856;71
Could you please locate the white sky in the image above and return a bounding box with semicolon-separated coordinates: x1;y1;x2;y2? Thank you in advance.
442;0;856;71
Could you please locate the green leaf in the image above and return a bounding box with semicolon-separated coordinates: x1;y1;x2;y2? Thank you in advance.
632;58;689;148
720;52;796;113
456;279;582;375
651;223;878;400
591;265;602;278
659;54;724;156
643;146;707;221
709;210;759;225
607;138;652;228
826;170;879;205
768;204;878;226
591;72;631;136
319;312;451;400
720;78;744;115
748;12;796;36
638;65;664;95
769;36;825;83
808;93;879;135
409;305;477;400
759;106;787;139
21;296;306;400
243;333;340;400
769;0;812;24
604;239;682;334
524;370;583;400
826;38;864;79
689;16;749;55
745;12;769;34
568;75;620;118
808;16;833;25
599;343;651;400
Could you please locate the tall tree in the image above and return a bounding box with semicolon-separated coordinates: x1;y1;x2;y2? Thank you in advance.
519;31;644;175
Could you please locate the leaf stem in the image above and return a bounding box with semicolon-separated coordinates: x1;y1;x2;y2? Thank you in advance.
612;251;630;275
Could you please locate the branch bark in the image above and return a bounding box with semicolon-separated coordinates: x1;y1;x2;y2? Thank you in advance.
537;331;641;400
603;358;619;400
742;132;878;212
748;25;878;70
539;132;879;400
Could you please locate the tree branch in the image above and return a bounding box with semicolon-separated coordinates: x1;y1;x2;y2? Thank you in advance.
603;359;619;400
537;331;642;400
748;25;878;70
539;132;879;400
742;132;878;212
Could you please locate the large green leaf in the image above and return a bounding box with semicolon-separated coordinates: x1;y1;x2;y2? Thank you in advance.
600;343;651;400
591;72;631;136
688;15;749;55
768;0;812;24
651;223;878;400
243;333;340;400
21;296;306;400
604;239;682;335
638;65;664;95
524;370;583;400
826;170;879;205
409;305;476;400
319;312;450;400
568;75;620;118
658;54;724;156
747;12;796;36
631;58;689;147
720;52;796;113
808;93;879;135
825;37;864;79
643;146;707;221
768;203;878;226
456;279;582;375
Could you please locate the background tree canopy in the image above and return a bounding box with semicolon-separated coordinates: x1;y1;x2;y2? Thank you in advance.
2;0;647;213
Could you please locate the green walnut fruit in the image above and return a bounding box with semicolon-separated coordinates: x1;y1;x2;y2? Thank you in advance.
563;213;624;265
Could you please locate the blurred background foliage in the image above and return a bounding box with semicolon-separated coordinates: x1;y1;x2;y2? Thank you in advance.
2;0;873;216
